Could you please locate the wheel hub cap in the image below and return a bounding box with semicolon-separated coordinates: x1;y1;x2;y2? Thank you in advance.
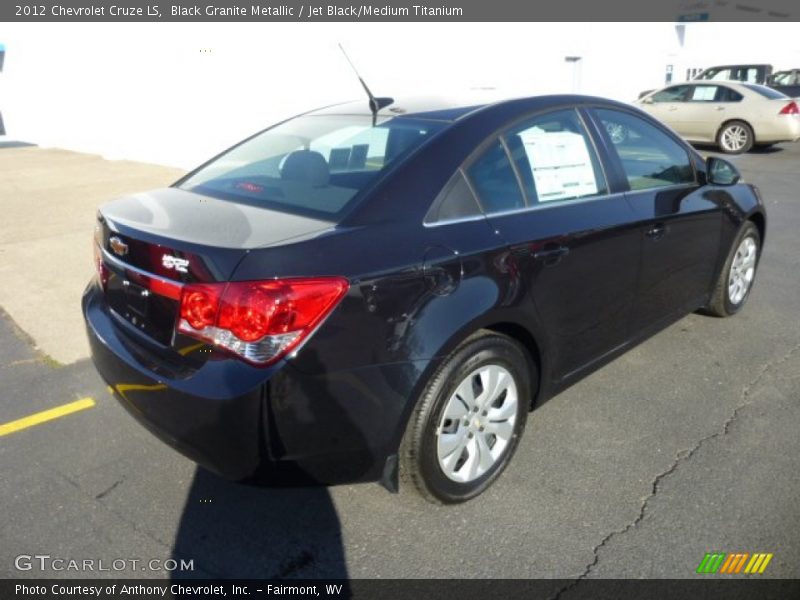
436;364;518;483
728;236;757;305
723;126;747;151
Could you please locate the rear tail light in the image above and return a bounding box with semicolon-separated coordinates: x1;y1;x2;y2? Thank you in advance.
177;277;349;366
779;101;799;115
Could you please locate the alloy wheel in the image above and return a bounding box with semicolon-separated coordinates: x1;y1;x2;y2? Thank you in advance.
721;125;749;152
728;236;757;305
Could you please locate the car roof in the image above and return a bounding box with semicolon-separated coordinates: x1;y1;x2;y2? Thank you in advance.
662;81;776;94
699;64;771;70
307;96;489;122
308;93;645;123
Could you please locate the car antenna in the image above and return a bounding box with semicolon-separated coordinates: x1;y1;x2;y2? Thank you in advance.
338;43;393;126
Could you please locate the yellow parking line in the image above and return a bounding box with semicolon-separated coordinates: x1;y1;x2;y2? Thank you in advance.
178;342;205;356
0;397;96;437
112;383;166;402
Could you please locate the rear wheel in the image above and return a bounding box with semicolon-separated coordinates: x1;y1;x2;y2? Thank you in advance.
717;120;754;154
706;222;760;317
400;332;533;504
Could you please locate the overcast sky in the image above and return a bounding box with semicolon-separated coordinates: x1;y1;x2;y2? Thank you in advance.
2;22;799;167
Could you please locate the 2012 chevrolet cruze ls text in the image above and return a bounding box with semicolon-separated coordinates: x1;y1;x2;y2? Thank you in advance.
83;95;766;503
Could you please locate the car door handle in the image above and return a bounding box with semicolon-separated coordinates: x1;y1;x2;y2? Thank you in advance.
668;106;678;111
715;106;725;111
533;245;570;262
646;223;667;240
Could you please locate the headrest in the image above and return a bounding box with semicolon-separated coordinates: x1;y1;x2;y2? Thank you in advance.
281;150;330;187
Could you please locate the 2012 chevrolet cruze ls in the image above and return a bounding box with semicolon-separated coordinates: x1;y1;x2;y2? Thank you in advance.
84;95;766;503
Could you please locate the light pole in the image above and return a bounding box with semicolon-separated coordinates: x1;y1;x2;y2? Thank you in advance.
565;56;582;93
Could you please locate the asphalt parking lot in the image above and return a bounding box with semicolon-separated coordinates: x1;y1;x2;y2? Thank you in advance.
0;142;799;584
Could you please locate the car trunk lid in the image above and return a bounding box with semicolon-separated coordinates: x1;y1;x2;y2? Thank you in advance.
95;187;334;348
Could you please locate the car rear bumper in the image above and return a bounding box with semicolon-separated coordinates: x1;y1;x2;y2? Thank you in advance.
756;117;800;143
83;282;433;486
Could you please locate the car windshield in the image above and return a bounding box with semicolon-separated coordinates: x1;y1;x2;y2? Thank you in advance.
771;71;794;85
741;83;788;99
698;66;765;83
179;114;445;220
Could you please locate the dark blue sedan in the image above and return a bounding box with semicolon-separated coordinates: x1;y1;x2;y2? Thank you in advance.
83;94;766;503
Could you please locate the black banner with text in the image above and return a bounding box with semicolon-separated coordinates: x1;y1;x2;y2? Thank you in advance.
4;579;800;600
3;0;799;22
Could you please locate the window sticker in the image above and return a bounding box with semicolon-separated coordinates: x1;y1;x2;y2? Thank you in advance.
518;128;598;202
692;86;716;101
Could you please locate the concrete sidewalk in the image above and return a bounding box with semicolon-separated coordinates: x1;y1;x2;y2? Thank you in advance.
0;146;184;364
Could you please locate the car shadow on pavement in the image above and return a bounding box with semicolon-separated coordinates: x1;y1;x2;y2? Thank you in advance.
170;468;348;579
748;144;784;154
692;142;784;155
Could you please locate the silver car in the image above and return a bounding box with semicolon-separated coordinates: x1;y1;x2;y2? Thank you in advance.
635;81;800;154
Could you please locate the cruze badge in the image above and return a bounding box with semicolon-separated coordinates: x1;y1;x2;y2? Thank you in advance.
109;236;128;256
162;254;190;273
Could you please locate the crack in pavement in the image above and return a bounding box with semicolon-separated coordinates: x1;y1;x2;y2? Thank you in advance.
550;341;800;599
95;478;124;500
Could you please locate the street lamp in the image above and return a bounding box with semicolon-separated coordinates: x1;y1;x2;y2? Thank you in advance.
565;56;582;93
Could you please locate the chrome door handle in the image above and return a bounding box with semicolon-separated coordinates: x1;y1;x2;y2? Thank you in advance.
533;246;570;262
646;223;667;240
715;106;725;111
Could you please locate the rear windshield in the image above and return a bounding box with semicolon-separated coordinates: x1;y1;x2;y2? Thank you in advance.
741;83;788;99
179;114;445;220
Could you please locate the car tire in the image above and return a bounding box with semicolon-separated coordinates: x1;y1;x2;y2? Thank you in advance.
705;221;761;317
400;331;534;504
717;120;754;154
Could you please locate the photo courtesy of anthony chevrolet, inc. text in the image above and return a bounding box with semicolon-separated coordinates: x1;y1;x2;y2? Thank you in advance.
1;1;799;599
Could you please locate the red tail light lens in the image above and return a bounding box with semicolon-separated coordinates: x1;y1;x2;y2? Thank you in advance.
180;285;220;330
178;277;349;366
779;101;799;115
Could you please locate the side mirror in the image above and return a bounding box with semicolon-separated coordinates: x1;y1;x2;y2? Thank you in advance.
706;156;740;186
641;96;654;104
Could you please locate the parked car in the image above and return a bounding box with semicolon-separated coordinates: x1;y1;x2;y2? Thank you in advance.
84;94;766;504
636;81;800;153
769;69;800;98
637;63;774;99
694;64;773;85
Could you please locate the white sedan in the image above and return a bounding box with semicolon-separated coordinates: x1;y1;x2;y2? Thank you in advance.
634;81;800;154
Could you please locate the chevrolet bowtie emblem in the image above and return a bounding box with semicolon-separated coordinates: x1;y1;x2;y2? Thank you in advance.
109;236;128;256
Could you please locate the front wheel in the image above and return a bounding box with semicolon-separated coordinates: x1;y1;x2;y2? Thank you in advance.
400;332;533;504
705;221;761;317
717;120;754;154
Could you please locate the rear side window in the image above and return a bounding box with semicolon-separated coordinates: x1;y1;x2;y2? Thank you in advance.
425;172;482;223
466;141;525;214
594;108;695;191
504;109;607;204
772;71;799;86
716;86;744;102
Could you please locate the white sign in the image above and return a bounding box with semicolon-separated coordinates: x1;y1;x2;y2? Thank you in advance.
518;128;598;202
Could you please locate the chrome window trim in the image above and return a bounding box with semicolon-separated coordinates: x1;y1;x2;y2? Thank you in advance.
424;180;700;228
425;190;627;228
